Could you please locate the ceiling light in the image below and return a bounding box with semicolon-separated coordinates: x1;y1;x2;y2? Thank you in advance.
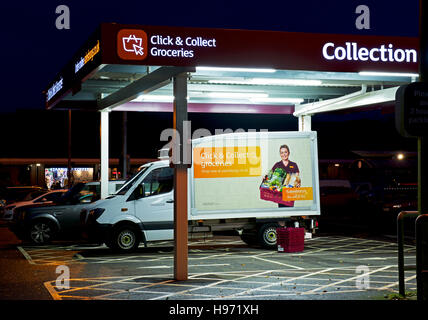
208;78;322;86
133;95;175;102
206;92;269;99
249;97;304;104
359;71;419;78
196;66;276;73
397;153;405;160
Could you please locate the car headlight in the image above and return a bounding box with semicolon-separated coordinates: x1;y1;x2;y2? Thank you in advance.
17;210;26;220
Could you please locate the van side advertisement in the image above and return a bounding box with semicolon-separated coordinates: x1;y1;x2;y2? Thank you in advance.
190;131;320;219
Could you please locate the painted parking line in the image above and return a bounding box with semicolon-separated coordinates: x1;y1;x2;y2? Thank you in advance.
221;267;335;299
250;253;304;270
303;265;392;294
138;264;231;269
43;265;418;300
24;236;418;300
17;245;85;265
17;246;35;265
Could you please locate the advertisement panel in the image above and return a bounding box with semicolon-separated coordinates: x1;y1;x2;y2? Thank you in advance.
190;131;320;219
45;167;94;189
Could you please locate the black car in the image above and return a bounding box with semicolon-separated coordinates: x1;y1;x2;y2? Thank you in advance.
9;183;101;244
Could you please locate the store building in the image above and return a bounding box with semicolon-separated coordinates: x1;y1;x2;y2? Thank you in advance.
0;157;155;187
44;23;419;280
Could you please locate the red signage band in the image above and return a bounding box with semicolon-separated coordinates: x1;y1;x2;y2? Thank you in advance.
101;23;419;73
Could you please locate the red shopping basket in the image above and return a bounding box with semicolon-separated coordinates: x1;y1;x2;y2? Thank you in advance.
276;227;305;253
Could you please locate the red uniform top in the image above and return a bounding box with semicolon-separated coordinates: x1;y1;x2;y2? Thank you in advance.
271;160;299;174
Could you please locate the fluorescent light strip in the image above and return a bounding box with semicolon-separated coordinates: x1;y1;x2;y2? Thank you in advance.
196;66;276;73
250;97;304;104
359;71;419;78
134;92;269;102
208;78;322;86
206;92;268;99
133;95;174;102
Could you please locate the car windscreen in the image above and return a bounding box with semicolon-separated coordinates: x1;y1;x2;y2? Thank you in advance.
116;165;151;195
58;183;86;202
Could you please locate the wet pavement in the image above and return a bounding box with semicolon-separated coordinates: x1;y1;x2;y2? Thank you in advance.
10;234;417;300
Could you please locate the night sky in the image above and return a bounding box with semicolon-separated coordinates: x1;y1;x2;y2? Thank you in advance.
0;1;420;159
0;0;419;113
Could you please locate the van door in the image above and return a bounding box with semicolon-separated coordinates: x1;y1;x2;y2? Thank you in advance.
133;167;174;241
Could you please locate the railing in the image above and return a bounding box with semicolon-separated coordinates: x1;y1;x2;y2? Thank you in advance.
416;214;428;301
397;211;428;301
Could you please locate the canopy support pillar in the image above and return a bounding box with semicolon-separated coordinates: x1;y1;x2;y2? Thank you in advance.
173;72;189;281
100;110;109;199
298;115;312;132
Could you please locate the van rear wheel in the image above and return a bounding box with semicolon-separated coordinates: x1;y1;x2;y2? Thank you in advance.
257;223;279;249
109;225;140;253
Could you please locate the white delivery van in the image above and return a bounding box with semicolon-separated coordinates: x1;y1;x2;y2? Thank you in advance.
81;131;320;252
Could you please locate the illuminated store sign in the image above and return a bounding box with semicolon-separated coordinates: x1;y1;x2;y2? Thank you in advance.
75;40;100;73
46;77;63;102
322;42;417;63
117;29;217;60
46;23;420;109
117;29;148;60
149;35;216;58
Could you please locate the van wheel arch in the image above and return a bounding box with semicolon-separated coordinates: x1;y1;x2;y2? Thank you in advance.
107;221;142;253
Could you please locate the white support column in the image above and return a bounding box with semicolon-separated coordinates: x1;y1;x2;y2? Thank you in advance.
100;111;109;199
298;115;312;132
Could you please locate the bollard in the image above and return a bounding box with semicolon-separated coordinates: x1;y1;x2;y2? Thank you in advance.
397;211;419;297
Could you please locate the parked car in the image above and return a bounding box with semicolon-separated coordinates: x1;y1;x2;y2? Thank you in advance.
0;186;46;208
84;180;126;197
0;186;47;220
379;184;417;233
319;180;360;211
1;189;67;221
9;180;124;244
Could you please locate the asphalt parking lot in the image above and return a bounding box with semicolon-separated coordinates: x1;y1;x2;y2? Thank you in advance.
15;234;417;300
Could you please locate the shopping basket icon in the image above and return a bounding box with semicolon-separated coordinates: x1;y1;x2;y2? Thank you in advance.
122;34;144;56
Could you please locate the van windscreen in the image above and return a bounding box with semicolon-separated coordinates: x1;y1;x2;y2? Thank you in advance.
115;165;151;195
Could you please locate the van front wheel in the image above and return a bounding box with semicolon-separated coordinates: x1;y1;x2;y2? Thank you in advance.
109;224;140;253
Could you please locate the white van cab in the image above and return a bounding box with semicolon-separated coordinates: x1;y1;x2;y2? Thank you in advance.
81;161;174;251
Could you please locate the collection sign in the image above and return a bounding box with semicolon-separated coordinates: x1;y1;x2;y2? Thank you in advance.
99;24;419;74
45;23;419;109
